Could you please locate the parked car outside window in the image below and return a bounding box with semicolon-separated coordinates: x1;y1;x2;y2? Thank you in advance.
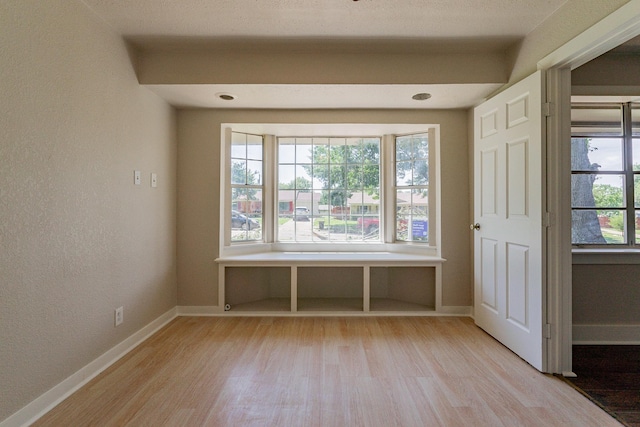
294;207;310;221
231;210;260;230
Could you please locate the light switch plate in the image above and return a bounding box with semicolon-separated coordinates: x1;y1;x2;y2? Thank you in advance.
134;170;141;185
151;173;157;188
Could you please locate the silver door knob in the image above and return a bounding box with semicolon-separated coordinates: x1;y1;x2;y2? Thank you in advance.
470;223;480;230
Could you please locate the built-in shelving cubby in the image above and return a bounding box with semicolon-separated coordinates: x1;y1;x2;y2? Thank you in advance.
224;266;291;312
297;267;363;312
370;267;435;312
216;252;444;315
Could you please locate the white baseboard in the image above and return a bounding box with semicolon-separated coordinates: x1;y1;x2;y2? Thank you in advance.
177;305;223;316
1;308;177;427
176;305;472;317
573;324;640;344
437;306;473;316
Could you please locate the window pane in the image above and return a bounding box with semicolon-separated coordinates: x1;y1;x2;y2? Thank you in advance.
396;136;412;161
633;139;640;171
312;165;329;189
632;106;640;137
571;138;623;171
279;139;296;163
295;139;312;163
396;161;412;186
571;105;623;136
277;212;294;241
279;165;295;188
231;132;246;158
363;165;380;190
329;165;346;189
636;210;640;243
636;175;640;208
347;164;363;188
246;139;262;161
247;160;262;185
571;174;624;208
351;190;380;240
295;165;312;189
231;160;246;185
330;138;347;161
312;138;329;163
346;138;363;164
572;210;626;244
413;134;429;159
363;139;380;164
230;189;262;242
413;159;429;185
396;187;429;243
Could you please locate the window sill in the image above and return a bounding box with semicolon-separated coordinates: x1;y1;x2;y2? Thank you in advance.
572;248;640;265
216;251;445;266
221;242;439;260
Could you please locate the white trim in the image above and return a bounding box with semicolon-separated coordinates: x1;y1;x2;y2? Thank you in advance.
572;249;640;264
545;67;573;375
573;324;640;344
538;1;640;71
536;1;640;376
177;306;471;317
177;305;224;316
434;305;472;316
1;308;177;427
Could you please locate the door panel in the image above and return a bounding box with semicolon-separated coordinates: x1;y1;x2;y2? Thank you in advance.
506;242;529;329
481;149;498;216
507;138;528;217
480;237;498;312
473;71;545;372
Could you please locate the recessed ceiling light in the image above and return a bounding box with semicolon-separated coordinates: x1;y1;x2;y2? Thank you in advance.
216;92;237;101
412;93;432;101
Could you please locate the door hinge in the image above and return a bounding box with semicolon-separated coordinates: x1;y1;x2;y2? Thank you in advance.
543;102;555;117
544;323;552;339
543;212;555;227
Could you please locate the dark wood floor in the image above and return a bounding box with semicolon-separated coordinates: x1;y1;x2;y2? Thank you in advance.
568;345;640;427
34;317;621;426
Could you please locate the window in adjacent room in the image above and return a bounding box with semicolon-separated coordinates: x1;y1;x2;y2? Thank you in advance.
571;102;640;246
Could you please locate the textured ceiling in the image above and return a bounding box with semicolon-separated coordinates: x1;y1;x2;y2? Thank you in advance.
81;0;569;109
83;0;567;40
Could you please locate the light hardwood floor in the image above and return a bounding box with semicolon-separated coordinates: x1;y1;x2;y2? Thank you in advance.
33;316;621;426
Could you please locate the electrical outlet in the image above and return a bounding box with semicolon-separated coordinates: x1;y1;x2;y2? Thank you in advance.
115;306;124;327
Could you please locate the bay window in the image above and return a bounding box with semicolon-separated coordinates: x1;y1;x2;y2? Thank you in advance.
222;125;438;254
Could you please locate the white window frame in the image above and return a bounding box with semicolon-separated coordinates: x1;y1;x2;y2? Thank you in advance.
220;124;440;258
570;102;639;248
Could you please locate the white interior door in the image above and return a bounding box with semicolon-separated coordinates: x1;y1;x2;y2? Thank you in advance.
473;71;545;372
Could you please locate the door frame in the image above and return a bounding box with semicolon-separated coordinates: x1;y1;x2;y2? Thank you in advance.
538;1;640;375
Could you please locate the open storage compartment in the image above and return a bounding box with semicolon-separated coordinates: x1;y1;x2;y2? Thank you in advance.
370;266;435;312
297;266;363;312
225;266;291;312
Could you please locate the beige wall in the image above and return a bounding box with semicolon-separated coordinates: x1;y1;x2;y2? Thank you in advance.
570;46;640;328
138;50;507;85
507;0;630;85
177;109;471;308
573;264;640;324
0;0;177;421
1;0;636;421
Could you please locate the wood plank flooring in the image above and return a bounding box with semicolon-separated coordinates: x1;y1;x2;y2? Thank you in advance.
33;317;621;426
